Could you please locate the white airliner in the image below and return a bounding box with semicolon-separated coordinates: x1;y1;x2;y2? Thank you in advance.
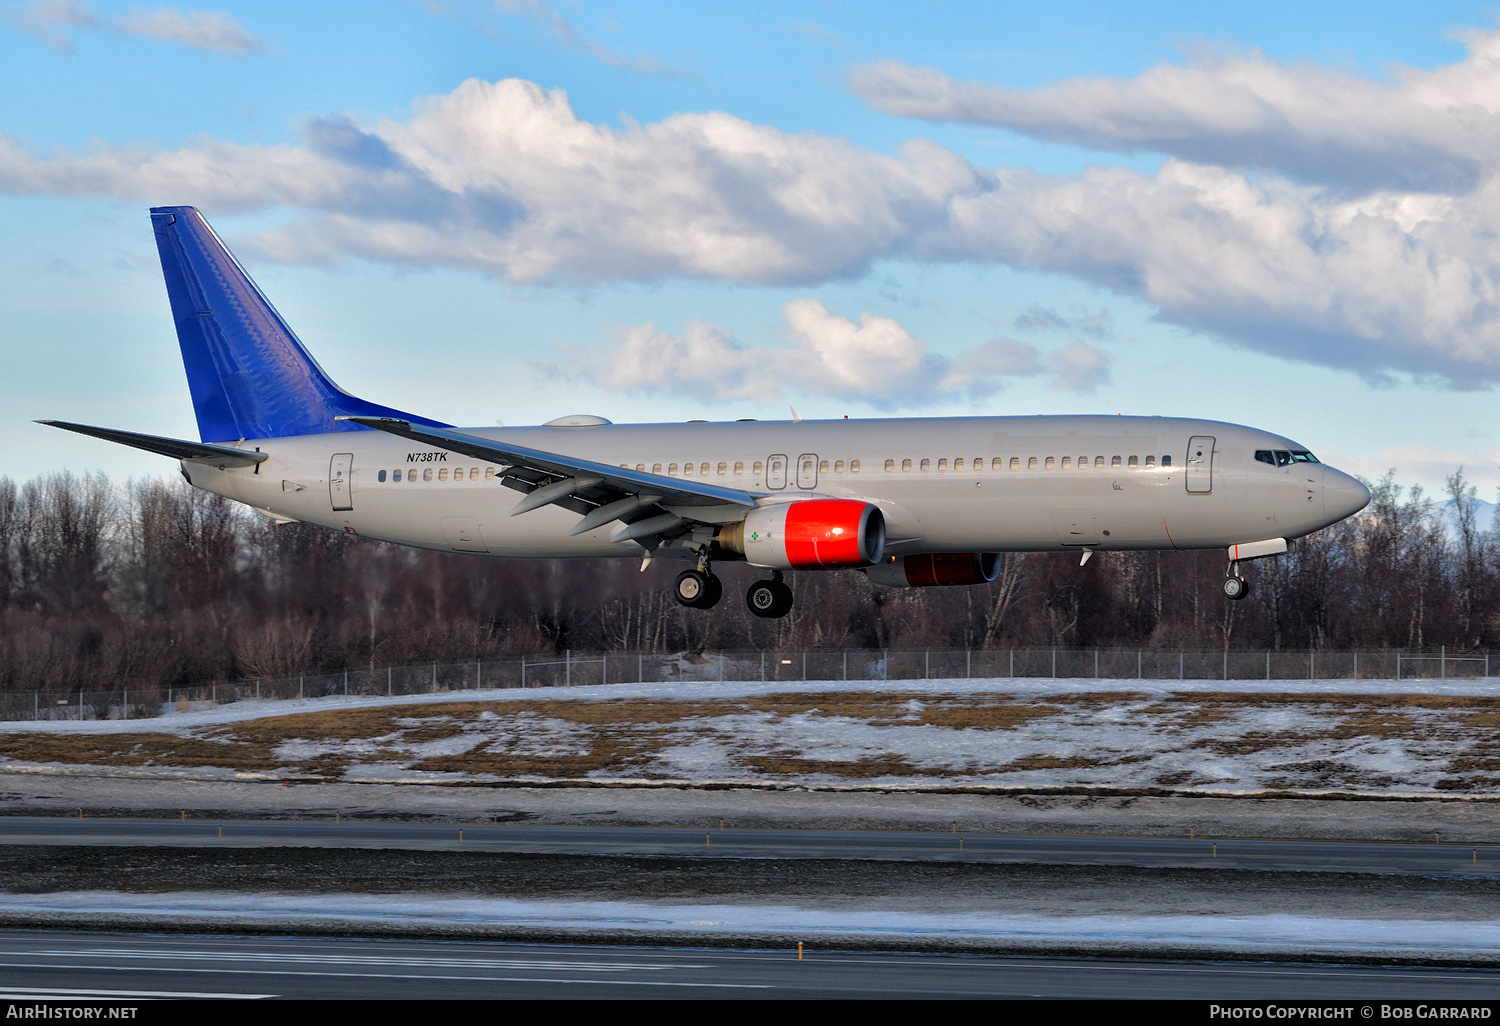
42;207;1371;618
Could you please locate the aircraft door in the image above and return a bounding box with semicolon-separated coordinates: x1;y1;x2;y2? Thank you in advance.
330;453;353;510
767;454;788;490
1185;436;1214;494
796;453;818;490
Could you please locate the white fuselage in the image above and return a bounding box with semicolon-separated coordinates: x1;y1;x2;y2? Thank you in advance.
185;415;1365;562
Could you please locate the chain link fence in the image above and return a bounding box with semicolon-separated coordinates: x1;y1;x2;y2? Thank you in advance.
1;646;1491;723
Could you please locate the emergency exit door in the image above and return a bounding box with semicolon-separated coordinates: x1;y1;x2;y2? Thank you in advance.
330;453;354;510
1185;436;1214;494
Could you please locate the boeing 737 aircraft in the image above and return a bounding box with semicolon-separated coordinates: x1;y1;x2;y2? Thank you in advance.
42;207;1371;618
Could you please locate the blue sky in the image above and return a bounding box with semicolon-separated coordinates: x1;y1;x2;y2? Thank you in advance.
4;0;1500;493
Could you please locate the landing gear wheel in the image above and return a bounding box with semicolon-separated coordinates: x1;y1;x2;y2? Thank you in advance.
1222;575;1249;601
673;569;722;609
746;579;794;619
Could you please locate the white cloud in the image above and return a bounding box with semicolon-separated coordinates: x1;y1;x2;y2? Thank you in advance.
115;8;262;55
543;300;1074;407
4;62;1500;386
848;31;1500;193
2;0;95;52
2;1;263;55
1047;341;1111;393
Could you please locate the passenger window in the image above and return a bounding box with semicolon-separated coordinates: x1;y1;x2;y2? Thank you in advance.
635;464;645;472
654;463;663;474
1094;456;1105;469
378;470;387;482
438;468;448;481
850;459;860;473
902;459;912;472
1027;457;1038;470
684;463;695;476
1045;457;1055;469
834;460;844;473
1162;455;1172;467
423;468;433;482
718;462;727;475
701;463;709;476
1128;456;1138;468
920;459;931;471
1009;458;1019;470
734;461;744;474
937;459;947;471
1061;457;1071;469
669;463;679;476
1110;456;1121;468
885;459;895;472
820;460;830;473
753;461;763;475
1078;456;1088;469
1146;455;1155;468
954;458;964;471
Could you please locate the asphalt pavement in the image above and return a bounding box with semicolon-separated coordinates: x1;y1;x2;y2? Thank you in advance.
0;816;1493;876
0;930;1497;1000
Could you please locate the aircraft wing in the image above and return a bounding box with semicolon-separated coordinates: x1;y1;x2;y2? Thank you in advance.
344;417;759;546
38;420;269;468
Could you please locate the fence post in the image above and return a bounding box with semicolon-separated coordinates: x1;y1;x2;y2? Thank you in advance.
843;650;848;681
432;662;436;692
123;689;127;720
33;692;37;722
1441;646;1446;680
1488;651;1491;679
79;689;83;721
1353;651;1358;680
1051;648;1056;679
388;666;392;696
639;651;645;684
1397;651;1402;680
1266;651;1271;682
1223;649;1227;681
602;654;607;686
1179;651;1183;681
803;651;807;682
1310;650;1315;681
1095;649;1099;679
298;677;302;700
1137;649;1142;680
521;657;527;689
477;659;482;690
760;651;765;682
566;649;571;687
213;684;217;704
925;650;930;680
1010;649;1014;679
966;648;971;679
344;669;349;696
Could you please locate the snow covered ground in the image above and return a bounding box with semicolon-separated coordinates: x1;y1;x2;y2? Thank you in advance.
3;891;1496;962
3;677;1500;795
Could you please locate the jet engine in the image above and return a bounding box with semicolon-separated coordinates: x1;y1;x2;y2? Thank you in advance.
718;499;885;570
866;552;1001;588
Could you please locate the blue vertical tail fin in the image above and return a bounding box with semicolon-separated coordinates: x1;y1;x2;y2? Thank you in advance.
149;206;445;442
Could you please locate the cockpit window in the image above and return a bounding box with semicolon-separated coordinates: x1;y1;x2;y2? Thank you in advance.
1256;449;1315;467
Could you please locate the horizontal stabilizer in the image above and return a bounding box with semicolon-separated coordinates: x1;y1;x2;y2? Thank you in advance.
38;420;268;468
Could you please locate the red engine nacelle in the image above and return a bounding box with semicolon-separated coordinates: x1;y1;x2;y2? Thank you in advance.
719;499;885;570
866;552;1001;588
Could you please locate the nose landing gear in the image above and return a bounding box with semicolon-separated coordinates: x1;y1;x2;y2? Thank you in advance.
1222;561;1249;601
746;570;794;619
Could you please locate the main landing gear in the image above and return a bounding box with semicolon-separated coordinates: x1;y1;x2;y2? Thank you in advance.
672;553;795;618
746;570;794;619
673;549;724;609
1222;561;1249;601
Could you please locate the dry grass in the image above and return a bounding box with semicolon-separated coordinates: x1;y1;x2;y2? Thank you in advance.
7;688;1500;786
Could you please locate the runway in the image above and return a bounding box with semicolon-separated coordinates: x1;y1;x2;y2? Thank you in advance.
1;816;1494;876
0;930;1497;999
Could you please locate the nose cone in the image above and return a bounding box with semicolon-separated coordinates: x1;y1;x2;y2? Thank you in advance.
1324;467;1371;523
